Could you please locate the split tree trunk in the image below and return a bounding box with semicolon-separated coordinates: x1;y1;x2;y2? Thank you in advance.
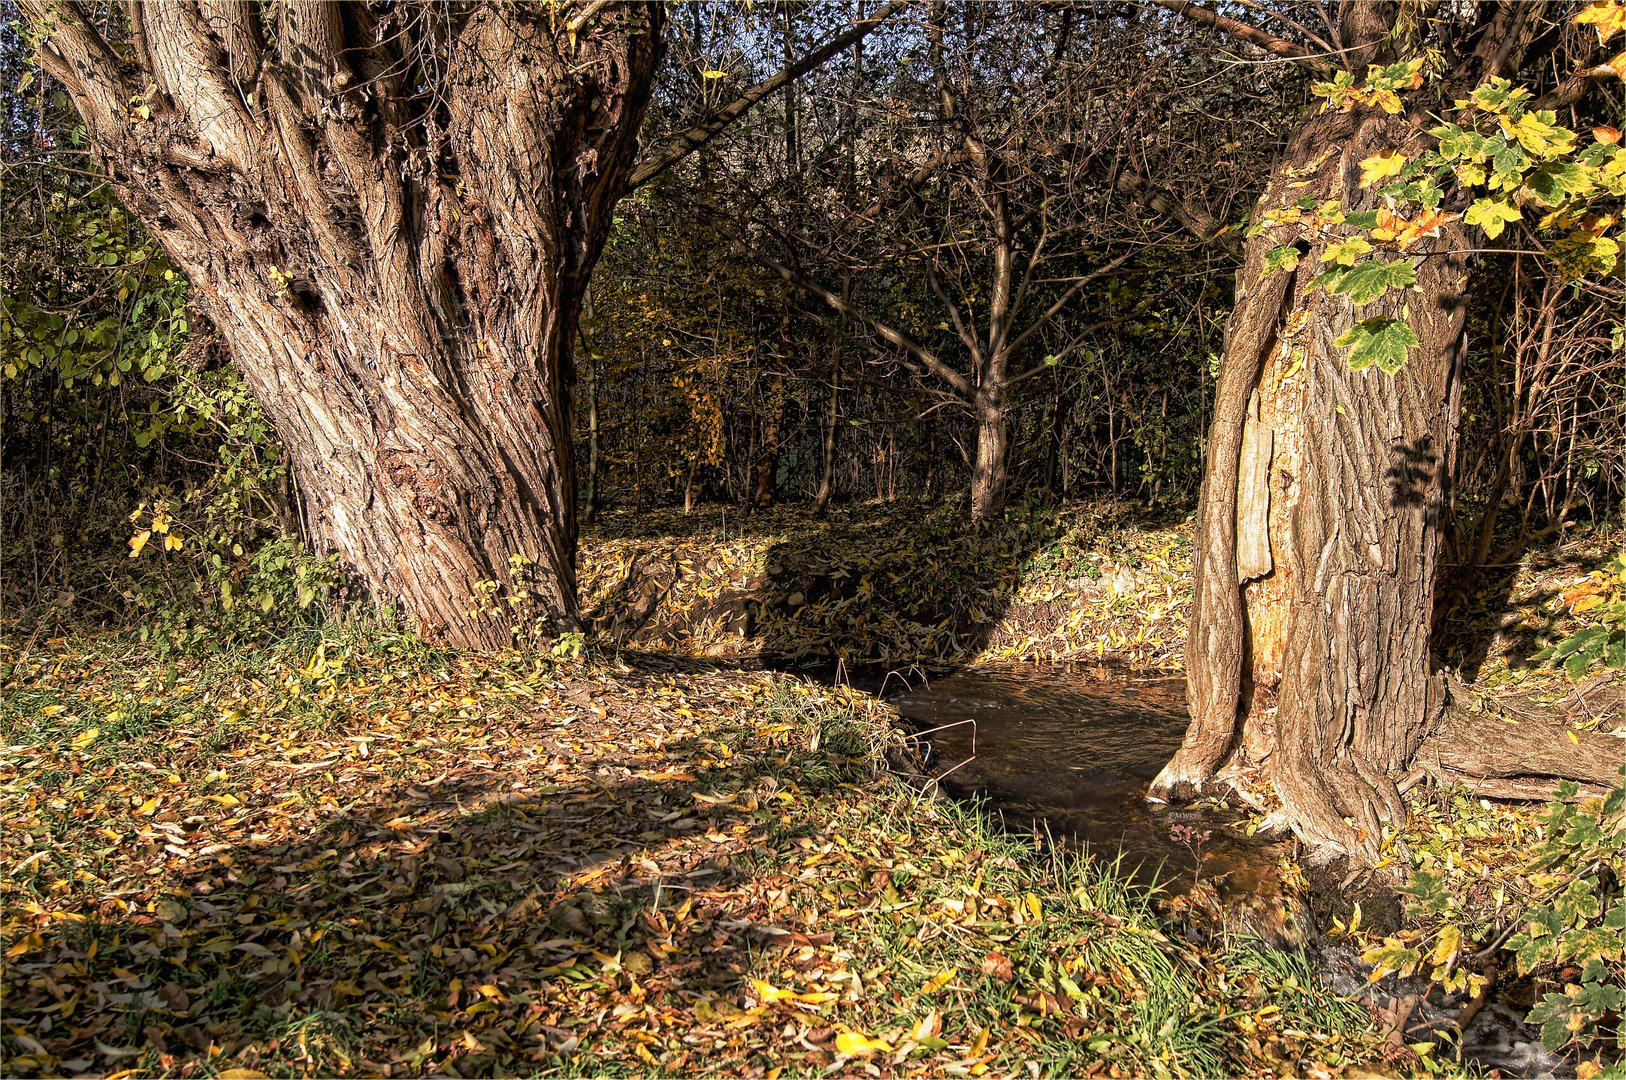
1152;108;1471;863
23;2;664;649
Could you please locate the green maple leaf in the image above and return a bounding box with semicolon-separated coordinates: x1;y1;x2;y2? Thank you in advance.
1332;259;1418;304
1336;317;1419;373
1524;161;1595;205
1262;245;1301;276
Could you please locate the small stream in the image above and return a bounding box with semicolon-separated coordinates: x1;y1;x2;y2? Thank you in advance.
880;664;1573;1078
886;666;1286;899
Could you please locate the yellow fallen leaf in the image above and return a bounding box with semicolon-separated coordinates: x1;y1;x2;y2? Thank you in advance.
205;793;241;807
136;796;161;816
751;978;836;1005
41;704;66;717
70;727;99;748
6;932;42;956
922;968;956;994
836;1031;893;1056
1025;893;1043;921
751;978;788;1002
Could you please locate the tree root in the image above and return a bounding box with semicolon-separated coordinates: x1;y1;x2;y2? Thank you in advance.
1413;678;1625;802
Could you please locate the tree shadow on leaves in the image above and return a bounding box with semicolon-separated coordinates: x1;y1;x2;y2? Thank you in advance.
1;697;890;1077
1433;520;1616;683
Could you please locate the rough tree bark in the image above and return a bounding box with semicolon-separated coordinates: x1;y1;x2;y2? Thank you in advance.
1152;92;1624;864
1146;0;1626;866
1151;104;1472;862
970;398;1011;523
22;1;665;648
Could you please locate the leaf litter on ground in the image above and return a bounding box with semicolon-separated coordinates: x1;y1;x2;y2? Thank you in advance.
5;503;1618;1077
2;626;1387;1078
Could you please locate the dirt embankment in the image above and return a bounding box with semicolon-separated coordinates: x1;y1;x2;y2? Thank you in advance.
578;502;1194;670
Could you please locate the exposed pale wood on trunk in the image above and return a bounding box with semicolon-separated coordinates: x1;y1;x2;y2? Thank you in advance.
1235;391;1274;583
1154;107;1475;863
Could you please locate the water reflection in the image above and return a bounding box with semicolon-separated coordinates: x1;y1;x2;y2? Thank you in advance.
886;666;1284;896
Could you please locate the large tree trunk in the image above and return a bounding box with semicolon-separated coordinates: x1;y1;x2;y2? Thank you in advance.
23;2;664;649
1152;108;1471;863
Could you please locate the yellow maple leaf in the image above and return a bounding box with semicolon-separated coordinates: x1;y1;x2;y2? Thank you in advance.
1576;1;1626;45
1358;150;1407;188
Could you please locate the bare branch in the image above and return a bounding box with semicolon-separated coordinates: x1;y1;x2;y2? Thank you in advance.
1144;0;1335;76
1005;249;1140;359
926;260;984;368
629;0;907;189
747;244;975;401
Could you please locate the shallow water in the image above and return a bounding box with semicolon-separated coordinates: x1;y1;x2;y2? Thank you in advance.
885;665;1285;895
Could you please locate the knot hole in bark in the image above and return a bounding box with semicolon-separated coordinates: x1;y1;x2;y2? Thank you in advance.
383;449;459;527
